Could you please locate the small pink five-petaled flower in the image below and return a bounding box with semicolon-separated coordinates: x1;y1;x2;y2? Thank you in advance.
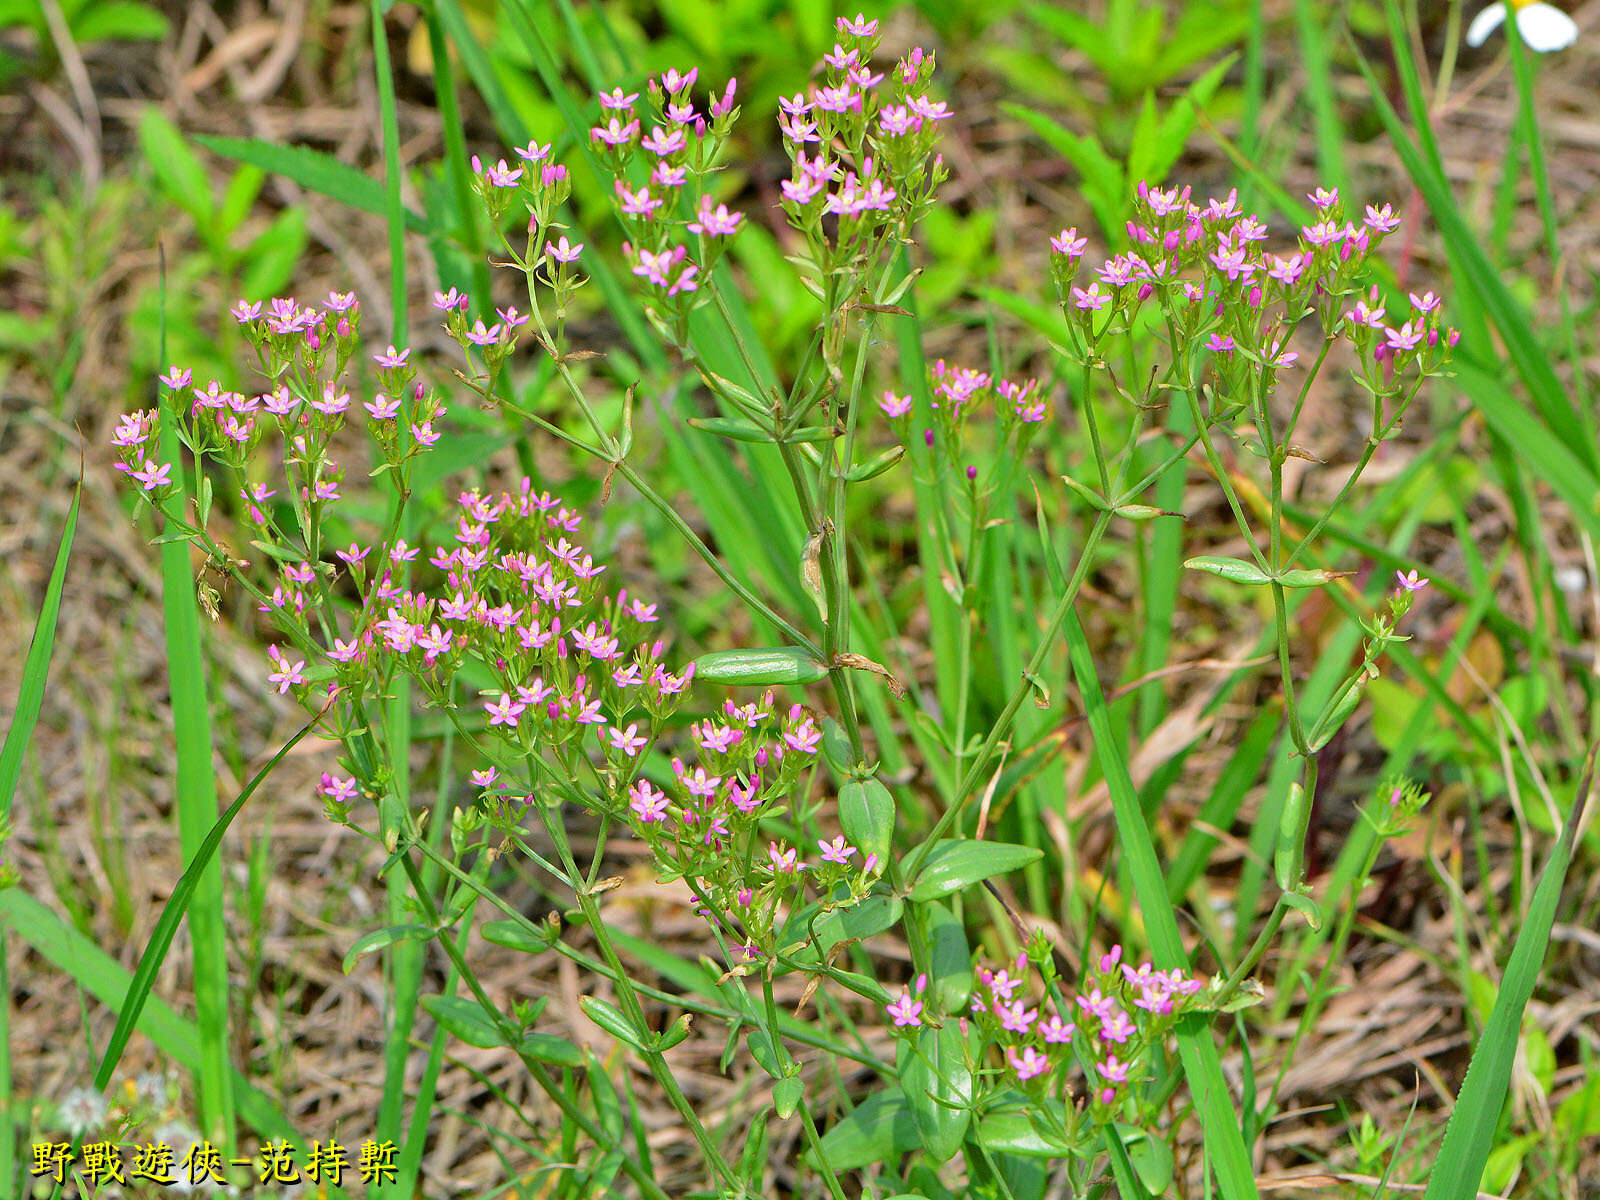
1395;569;1429;594
886;988;923;1028
817;835;856;865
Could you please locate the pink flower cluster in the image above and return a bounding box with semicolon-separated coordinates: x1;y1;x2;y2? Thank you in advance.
111;294;446;513
777;17;950;259
888;945;1205;1108
1050;183;1457;384
576;66;745;324
623;691;880;963
878;362;1049;479
468;142;571;228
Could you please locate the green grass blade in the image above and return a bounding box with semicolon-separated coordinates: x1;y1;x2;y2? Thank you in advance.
89;711;323;1095
1291;0;1346;192
1422;752;1592;1200
0;477;79;815
157;281;234;1148
0;890;318;1154
1063;608;1259;1200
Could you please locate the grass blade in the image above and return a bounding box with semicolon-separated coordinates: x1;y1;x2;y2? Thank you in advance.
1422;750;1592;1200
1063;608;1259;1200
0;476;79;815
0;476;78;1197
156;264;234;1147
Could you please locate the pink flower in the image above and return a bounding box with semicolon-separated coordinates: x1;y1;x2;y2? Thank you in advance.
590;117;640;147
767;842;801;873
1204;333;1236;353
129;460;174;491
469;767;499;790
997;1000;1038;1033
1050;227;1088;258
373;345;410;369
640;125;687;157
597;87;637;111
547;236;583;264
1099;1009;1136;1044
660;67;698;94
1097;1054;1130;1083
879;391;912;418
1363;203;1401;234
1395;569;1429;593
484;692;526;727
886;989;924;1027
1008;1046;1051;1082
817;835;856;865
687;197;743;236
1345;299;1386;329
479;158;523;188
1071;283;1110;312
630;781;669;824
266;646;306;694
319;773;357;801
1039;1014;1075;1044
783;718;821;754
608;723;648;758
1383;322;1425;353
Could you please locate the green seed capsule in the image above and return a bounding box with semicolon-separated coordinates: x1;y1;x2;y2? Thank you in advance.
691;647;829;685
1275;781;1309;892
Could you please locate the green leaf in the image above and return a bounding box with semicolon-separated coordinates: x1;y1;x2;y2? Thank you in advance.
687;416;833;444
520;1032;583;1067
1063;607;1260;1200
480;918;548;953
923;901;973;1015
139;108;212;226
807;893;903;952
421;995;503;1049
839;777;895;863
71;0;169;42
580;995;649;1051
342;924;433;974
1121;1124;1175;1192
0;480;78;817
691;646;829;686
975;1103;1074;1157
1000;102;1125;237
846;444;905;482
900;1022;972;1162
1184;555;1270;585
811;1090;919;1170
240;207;308;301
195;134;432;234
906;839;1043;902
773;1075;803;1120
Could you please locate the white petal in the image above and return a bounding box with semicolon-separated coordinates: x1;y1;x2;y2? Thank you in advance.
1517;3;1579;51
1466;3;1508;45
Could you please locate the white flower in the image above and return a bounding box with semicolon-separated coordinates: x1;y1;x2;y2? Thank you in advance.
1467;1;1578;52
56;1086;108;1135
